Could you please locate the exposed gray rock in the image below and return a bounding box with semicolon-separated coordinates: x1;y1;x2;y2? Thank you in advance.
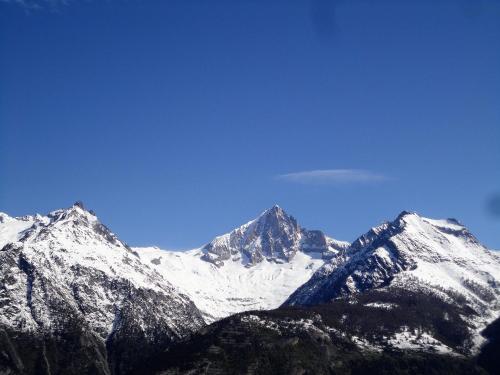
0;204;205;374
201;205;349;267
284;211;500;338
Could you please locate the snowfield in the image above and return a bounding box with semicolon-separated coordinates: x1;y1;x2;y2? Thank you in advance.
135;205;348;322
137;246;325;322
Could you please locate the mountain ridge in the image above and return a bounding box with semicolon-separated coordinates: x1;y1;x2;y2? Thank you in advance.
284;210;500;352
0;202;205;374
200;205;349;267
1;202;499;374
136;205;348;322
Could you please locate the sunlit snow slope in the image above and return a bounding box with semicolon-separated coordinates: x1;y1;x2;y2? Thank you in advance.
0;203;204;338
138;247;324;322
285;211;500;349
136;206;348;322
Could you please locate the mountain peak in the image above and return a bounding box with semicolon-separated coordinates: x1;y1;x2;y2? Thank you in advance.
446;217;461;225
71;201;96;216
393;212;473;241
0;204;205;372
73;200;85;209
394;211;463;228
396;210;416;217
0;212;12;223
201;206;343;267
285;211;499;312
394;210;421;223
258;204;286;219
265;204;282;212
255;205;297;230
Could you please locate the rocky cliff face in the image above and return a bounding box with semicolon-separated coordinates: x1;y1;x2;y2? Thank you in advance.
136;206;349;323
284;211;500;351
201;205;349;267
0;202;204;374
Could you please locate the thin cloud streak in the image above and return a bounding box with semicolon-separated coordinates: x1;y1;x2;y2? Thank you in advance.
276;169;389;185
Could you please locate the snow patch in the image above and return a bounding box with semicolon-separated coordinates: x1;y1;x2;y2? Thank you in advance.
137;246;324;322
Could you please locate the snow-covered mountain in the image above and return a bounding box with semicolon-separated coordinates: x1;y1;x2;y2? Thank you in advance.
136;205;349;322
2;203;499;373
200;205;349;267
138;247;324;323
0;202;204;374
143;210;500;373
284;211;500;350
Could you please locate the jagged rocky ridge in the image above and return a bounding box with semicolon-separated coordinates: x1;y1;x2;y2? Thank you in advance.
137;206;349;322
0;202;204;375
201;205;349;267
284;211;500;352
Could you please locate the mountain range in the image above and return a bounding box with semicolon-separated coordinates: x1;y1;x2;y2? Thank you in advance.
0;202;499;374
0;203;204;374
136;205;349;322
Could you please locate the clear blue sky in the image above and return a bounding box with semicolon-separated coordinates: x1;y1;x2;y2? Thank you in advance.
1;0;499;249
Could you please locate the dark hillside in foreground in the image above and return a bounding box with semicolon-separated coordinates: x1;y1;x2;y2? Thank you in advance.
477;316;500;375
143;288;495;375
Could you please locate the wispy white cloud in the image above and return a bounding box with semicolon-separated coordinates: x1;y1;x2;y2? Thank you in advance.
276;169;389;185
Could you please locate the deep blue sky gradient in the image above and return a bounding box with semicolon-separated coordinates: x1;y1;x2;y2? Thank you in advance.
1;0;499;249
